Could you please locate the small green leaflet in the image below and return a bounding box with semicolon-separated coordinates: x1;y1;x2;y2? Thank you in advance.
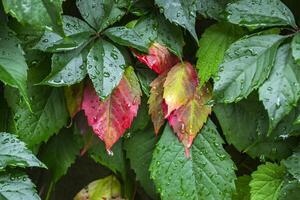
87;39;127;99
232;175;251;200
150;120;236;200
226;0;297;29
282;147;300;181
213;34;284;103
39;129;82;182
0;132;46;170
0;25;30;108
2;0;64;34
196;23;244;86
250;162;286;200
0;171;41;200
155;0;197;41
104;14;184;58
259;44;300;134
291;32;300;65
196;0;229;20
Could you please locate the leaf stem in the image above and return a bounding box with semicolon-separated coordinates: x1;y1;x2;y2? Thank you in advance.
45;181;55;200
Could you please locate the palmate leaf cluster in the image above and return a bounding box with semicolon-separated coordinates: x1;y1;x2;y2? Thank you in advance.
0;0;300;200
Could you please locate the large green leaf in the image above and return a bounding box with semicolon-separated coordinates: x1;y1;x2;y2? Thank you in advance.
150;120;236;200
76;0;129;31
5;86;68;148
213;34;284;103
279;180;300;200
155;0;197;41
196;23;244;86
0;132;45;170
39;129;82;182
104;14;184;58
259;44;300;134
291;32;300;65
2;0;64;34
87;39;126;99
226;0;297;29
196;0;229;20
0;25;29;107
282;147;300;181
250;162;286;200
232;175;251;200
0;171;41;200
214;94;299;161
124;126;158;199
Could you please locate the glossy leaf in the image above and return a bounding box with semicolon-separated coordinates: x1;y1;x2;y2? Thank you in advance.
250;162;286;200
74;175;122;200
226;0;297;29
282;147;300;181
163;62;198;117
155;0;197;41
291;32;300;65
76;0;129;31
232;175;251;200
167;85;212;151
82;67;141;150
259;44;300;134
87;39;126;99
0;171;41;200
196;0;229;20
196;23;244;86
0;132;45;170
213;34;284;103
150;121;236;200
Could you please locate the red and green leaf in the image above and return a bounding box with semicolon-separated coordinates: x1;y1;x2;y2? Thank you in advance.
64;83;84;118
82;67;142;150
134;43;179;74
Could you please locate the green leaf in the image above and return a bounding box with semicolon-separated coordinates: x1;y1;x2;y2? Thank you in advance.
135;64;157;97
226;0;297;29
150;120;236;200
5;86;68;149
39;129;82;182
87;39;126;99
214;94;299;161
124;126;158;199
76;0;129;31
282;147;300;181
155;0;197;41
130;96;150;132
233;175;251;200
0;24;29;108
0;171;41;200
104;14;184;58
2;0;64;33
259;44;300;134
213;34;284;103
196;0;229;20
291;32;300;65
0;132;45;170
250;162;286;200
279;180;300;200
34;15;95;53
196;23;244;86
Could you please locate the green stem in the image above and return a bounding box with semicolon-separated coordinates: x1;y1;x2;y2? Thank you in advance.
45;181;55;200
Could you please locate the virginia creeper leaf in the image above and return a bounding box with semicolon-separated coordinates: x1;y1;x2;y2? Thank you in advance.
291;32;300;65
134;43;179;74
0;171;41;200
279;180;300;200
74;175;122;200
130;96;151;132
87;39;127;99
2;0;64;34
250;162;286;200
213;34;284;103
150;121;236;200
64;83;84;118
163;62;198;117
282;147;300;181
104;14;184;58
135;64;157;97
0;132;46;170
196;23;244;86
82;67;141;150
196;0;229;20
155;0;198;41
226;0;297;29
259;44;300;134
148;73;167;134
233;175;251;200
124;126;158;199
167;84;212;151
76;0;129;31
0;24;30;108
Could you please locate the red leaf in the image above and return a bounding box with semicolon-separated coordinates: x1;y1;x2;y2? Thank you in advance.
134;43;179;74
82;67;142;150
